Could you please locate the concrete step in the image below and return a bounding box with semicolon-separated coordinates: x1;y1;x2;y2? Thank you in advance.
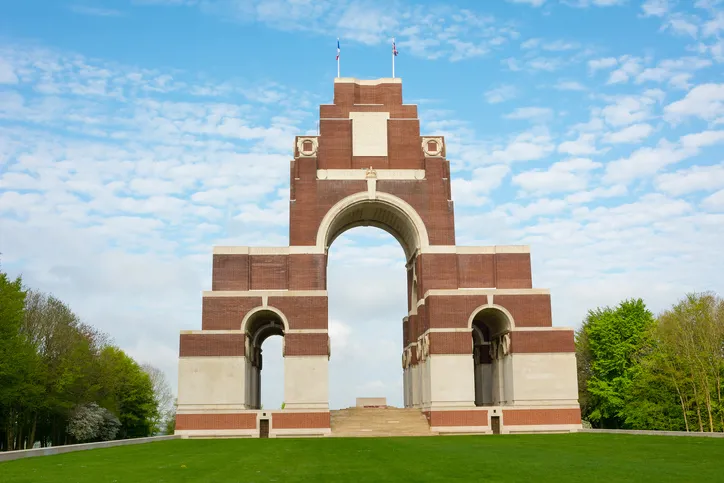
330;408;436;438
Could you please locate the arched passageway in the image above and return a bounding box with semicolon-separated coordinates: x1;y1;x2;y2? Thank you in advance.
326;226;407;408
471;307;512;407
243;309;286;410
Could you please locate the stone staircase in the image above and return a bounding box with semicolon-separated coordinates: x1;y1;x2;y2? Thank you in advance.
330;407;437;437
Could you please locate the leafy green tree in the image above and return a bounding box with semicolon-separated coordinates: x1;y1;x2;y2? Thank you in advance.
0;270;44;450
99;347;158;439
578;298;655;429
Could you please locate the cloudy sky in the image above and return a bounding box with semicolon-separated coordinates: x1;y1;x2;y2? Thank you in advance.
1;0;723;410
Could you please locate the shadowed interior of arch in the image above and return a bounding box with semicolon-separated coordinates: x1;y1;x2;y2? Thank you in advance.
245;310;285;410
472;308;512;407
321;196;427;261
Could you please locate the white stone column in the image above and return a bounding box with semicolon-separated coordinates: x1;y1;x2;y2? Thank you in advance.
403;367;410;408
283;356;329;410
411;364;420;408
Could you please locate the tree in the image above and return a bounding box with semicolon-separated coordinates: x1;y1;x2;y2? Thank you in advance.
578;298;655;429
0;270;44;451
99;347;158;439
653;293;724;432
141;364;174;435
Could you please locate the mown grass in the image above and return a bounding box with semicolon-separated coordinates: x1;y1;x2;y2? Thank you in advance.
1;433;722;482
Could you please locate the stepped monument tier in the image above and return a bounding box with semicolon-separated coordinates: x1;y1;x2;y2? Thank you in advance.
175;77;582;438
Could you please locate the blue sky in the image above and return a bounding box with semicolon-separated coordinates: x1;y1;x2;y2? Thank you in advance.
1;0;723;409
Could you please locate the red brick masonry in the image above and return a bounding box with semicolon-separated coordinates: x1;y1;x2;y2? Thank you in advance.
176;413;257;430
509;330;575;354
429;410;489;427
179;333;245;357
502;408;582;426
272;412;331;429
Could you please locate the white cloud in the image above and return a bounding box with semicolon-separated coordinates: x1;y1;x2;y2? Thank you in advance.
664;83;724;122
0;59;19;84
641;0;671;17
607;56;644;84
513;157;601;193
507;0;546;6
702;189;724;210
490;130;556;163
504;106;554;121
604;130;724;183
603;123;654;143
655;164;724;195
588;57;618;72
558;133;601;155
484;85;517;104
635;57;712;89
554;80;587;91
662;13;701;38
565;184;628;203
452;165;511;206
601;91;661;127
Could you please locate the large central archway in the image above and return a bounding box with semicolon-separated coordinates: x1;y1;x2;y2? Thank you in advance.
320;192;428;409
317;192;430;260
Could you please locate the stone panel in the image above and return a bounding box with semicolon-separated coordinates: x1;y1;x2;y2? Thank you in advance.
502;408;581;426
179;333;245;357
212;254;249;291
429;410;488;427
495;253;533;289
285;333;328;356
202;297;261;330
176;413;257;430
510;330;575;354
272;412;331;429
495;294;552;328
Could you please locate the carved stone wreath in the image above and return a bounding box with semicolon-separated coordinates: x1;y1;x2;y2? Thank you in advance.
421;137;444;157
296;137;319;157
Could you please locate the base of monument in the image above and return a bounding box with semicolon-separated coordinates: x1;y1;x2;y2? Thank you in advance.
174;405;582;438
175;409;332;439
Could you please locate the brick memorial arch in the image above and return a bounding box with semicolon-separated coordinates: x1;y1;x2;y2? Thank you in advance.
175;78;582;438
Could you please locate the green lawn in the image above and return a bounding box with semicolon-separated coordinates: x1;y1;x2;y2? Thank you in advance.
1;434;722;482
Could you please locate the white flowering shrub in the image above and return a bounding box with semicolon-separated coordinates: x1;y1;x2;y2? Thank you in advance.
67;403;120;442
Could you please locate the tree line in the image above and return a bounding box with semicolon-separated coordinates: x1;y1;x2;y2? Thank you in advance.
0;269;175;451
577;292;724;432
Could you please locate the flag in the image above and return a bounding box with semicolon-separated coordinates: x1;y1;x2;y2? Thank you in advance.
392;38;398;57
336;38;340;61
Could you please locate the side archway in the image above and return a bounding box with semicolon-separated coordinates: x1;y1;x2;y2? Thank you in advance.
242;307;288;410
469;306;513;407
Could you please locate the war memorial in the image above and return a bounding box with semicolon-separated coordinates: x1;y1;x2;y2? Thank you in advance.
175;77;582;438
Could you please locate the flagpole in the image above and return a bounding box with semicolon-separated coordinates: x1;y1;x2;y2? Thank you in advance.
337;38;340;78
392;37;396;78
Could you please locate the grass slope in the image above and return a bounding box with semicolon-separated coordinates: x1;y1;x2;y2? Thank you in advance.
1;434;723;482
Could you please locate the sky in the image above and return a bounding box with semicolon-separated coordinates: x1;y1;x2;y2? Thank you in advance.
1;0;723;410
